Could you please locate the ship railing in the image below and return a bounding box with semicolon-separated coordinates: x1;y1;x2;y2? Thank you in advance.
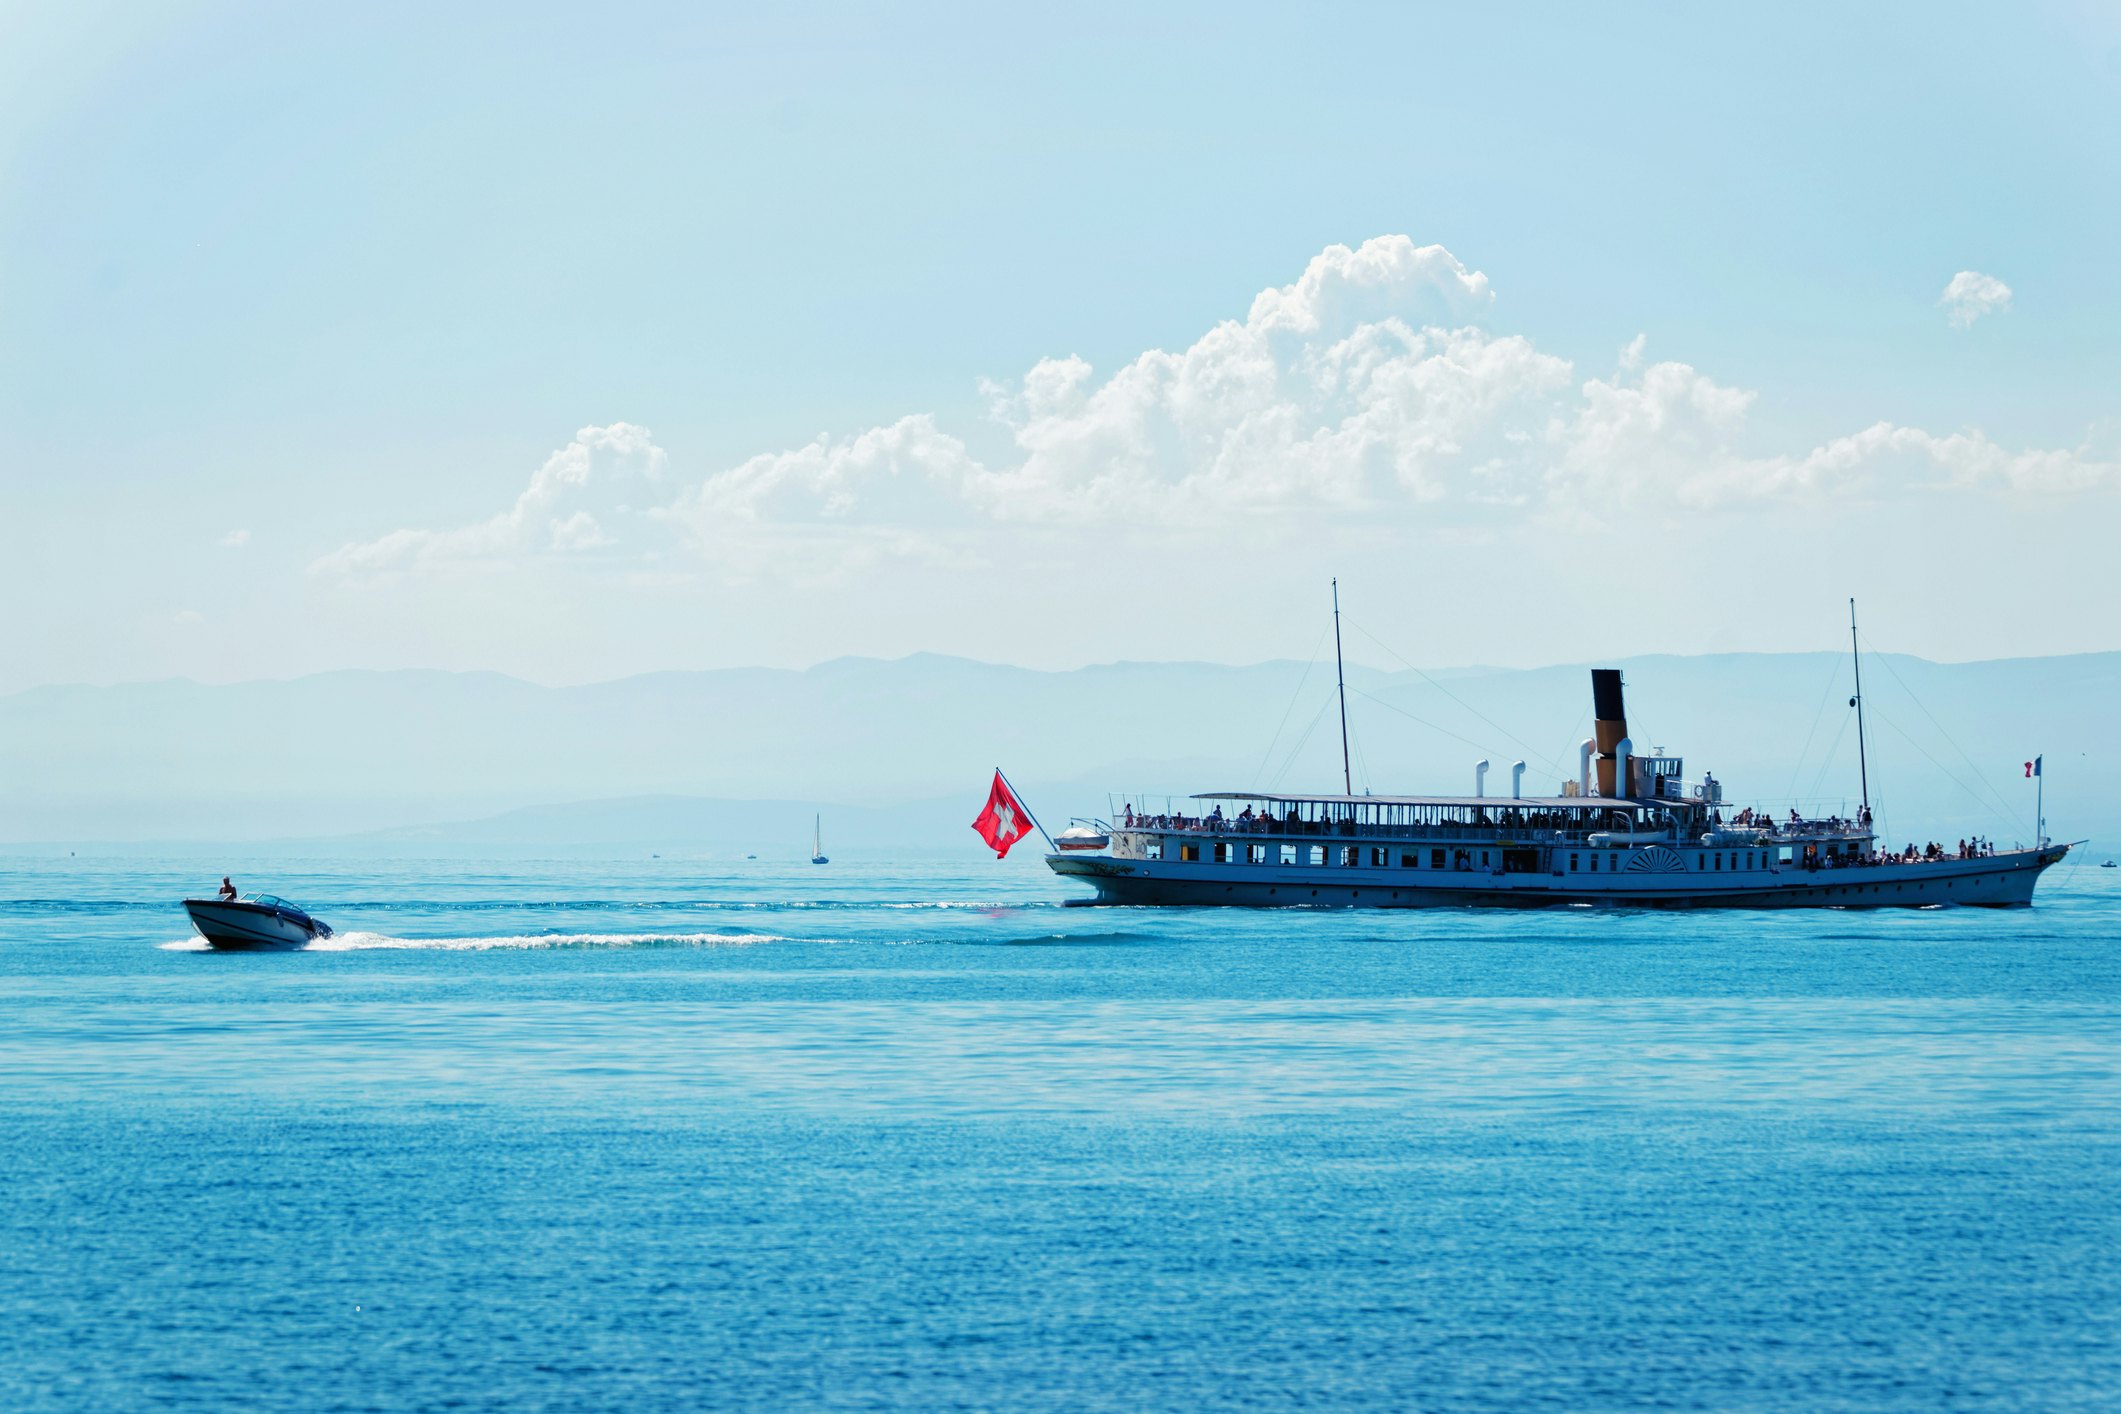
1112;820;1678;847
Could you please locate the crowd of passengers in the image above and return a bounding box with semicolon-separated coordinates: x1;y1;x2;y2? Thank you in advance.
1118;803;1650;835
1118;802;2007;867
1121;801;1836;838
1797;835;1999;870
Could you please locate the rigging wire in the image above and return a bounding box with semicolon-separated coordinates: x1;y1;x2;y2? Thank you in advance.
1802;706;1855;808
1265;696;1335;793
1348;711;1375;795
1553;704;1592;790
1782;655;1844;808
1250;625;1333;791
1348;686;1503;758
1864;703;2026;838
1344;621;1572;777
1857;631;2020;826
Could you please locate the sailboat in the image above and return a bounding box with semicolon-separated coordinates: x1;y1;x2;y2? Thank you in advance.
811;814;829;865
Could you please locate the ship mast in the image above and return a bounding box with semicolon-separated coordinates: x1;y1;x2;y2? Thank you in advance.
1332;579;1352;796
1849;597;1871;823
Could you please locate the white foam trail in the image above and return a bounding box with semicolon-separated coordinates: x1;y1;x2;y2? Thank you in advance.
305;930;789;951
159;931;790;952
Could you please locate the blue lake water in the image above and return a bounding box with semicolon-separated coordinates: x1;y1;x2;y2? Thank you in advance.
3;850;2118;1411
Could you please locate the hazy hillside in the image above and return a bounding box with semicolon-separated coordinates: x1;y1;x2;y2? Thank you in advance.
3;651;2113;850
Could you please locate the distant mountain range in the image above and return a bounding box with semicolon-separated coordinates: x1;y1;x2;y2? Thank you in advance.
2;651;2113;852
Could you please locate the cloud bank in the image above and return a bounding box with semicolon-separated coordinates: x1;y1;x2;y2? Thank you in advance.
311;238;2107;579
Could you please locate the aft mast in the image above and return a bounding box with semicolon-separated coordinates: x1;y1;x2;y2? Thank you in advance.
1332;579;1352;796
1849;598;1871;827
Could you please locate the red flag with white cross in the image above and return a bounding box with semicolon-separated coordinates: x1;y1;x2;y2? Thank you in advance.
972;770;1037;859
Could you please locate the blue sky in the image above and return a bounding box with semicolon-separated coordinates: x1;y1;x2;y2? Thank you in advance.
3;1;2117;689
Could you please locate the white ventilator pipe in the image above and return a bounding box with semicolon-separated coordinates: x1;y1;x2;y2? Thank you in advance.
1474;759;1489;798
1511;760;1526;799
1615;738;1633;800
1580;739;1596;796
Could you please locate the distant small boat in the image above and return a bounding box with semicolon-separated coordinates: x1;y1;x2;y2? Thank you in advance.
181;893;334;950
811;814;829;865
2104;860;2116;868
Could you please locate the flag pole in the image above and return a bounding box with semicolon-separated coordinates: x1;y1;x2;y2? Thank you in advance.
997;767;1057;854
1849;598;1870;826
2036;754;2045;848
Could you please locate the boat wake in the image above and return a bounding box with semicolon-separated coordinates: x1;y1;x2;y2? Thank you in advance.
159;930;792;952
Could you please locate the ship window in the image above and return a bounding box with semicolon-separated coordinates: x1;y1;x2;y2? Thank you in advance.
1714;852;1721;871
1180;844;1200;862
1341;846;1359;867
1695;854;1705;870
1430;848;1445;869
1481;851;1490;867
1146;840;1163;860
1370;847;1388;867
1248;844;1266;864
1308;845;1325;866
1280;844;1297;865
1570;853;1579;871
1212;842;1229;863
1400;852;1418;868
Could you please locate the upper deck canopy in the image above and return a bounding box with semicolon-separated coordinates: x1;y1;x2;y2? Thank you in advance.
1186;791;1678;811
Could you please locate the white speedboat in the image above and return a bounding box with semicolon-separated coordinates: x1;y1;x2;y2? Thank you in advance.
181;893;335;950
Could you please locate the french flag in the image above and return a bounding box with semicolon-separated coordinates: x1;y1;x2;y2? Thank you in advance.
2025;756;2042;778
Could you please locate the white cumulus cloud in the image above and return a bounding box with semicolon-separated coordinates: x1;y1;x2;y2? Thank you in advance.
313;423;669;576
1941;270;2012;328
310;238;2112;582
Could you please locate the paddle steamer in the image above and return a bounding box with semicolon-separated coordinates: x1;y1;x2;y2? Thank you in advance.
1048;601;2067;909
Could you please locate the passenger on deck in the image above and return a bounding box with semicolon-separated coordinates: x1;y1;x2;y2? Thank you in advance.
217;876;238;901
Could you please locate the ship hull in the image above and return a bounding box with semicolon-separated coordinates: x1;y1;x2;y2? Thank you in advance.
1049;846;2065;909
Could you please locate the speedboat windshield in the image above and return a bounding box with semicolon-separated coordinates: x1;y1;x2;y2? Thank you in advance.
241;893;308;919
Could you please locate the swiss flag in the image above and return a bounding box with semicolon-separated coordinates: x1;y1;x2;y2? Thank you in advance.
972;770;1036;859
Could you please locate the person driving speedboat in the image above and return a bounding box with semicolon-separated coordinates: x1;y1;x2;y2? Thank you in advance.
217;876;238;901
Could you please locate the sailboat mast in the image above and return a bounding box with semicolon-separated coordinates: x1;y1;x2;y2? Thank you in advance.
1849;598;1871;820
1332;579;1352;796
